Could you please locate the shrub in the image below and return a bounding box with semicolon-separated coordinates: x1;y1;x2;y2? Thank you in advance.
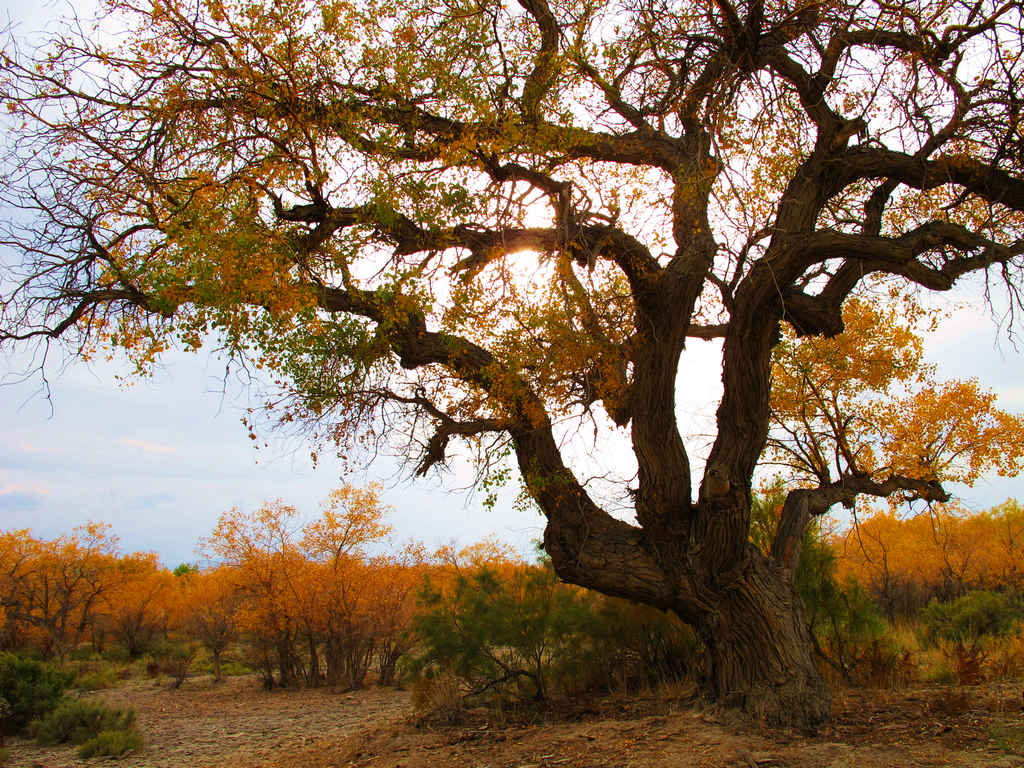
814;579;903;684
28;698;136;746
218;659;253;677
76;728;144;759
556;597;703;694
0;653;74;731
410;672;464;722
72;661;121;691
68;647;100;662
920;590;1024;684
411;565;571;703
410;561;699;708
923;662;958;685
987;633;1024;681
102;644;132;664
150;640;198;689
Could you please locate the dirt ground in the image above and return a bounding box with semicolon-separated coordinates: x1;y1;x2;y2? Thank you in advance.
8;675;1024;768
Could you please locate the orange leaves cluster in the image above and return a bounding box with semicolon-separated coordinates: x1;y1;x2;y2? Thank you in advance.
302;484;392;561
769;295;1024;495
879;380;1024;485
0;523;159;660
198;484;427;688
103;552;179;657
833;500;1024;617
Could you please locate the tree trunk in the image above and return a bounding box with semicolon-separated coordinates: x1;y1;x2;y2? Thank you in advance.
692;550;830;727
543;494;831;727
324;635;341;687
376;639;402;687
276;635;295;687
211;647;223;683
303;633;318;686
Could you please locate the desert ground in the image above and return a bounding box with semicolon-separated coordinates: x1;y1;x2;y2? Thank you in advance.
7;675;1024;768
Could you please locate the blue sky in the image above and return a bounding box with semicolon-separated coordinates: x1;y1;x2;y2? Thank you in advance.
1;1;1023;567
0;343;545;565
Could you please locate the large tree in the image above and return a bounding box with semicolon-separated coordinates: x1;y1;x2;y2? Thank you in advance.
2;0;1023;725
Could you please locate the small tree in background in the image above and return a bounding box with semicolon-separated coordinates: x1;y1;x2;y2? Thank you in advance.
183;569;240;683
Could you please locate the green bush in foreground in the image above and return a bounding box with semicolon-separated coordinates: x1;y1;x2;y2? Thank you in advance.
410;561;700;709
76;728;144;759
920;590;1024;684
29;698;137;747
0;653;74;731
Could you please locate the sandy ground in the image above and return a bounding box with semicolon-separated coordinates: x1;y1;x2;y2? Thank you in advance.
8;675;1024;768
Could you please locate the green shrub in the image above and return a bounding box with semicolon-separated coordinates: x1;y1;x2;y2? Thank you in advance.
815;579;903;683
0;653;74;731
218;659;254;677
28;698;136;746
0;746;9;766
923;662;957;685
150;640;198;689
409;561;699;709
555;597;702;694
68;647;100;662
920;590;1024;683
102;644;132;664
76;728;143;759
70;660;122;691
921;590;1023;650
190;647;253;678
411;565;572;703
74;668;120;691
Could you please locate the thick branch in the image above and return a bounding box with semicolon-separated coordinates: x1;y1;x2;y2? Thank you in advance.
313;284;670;602
795;223;1024;291
771;474;950;571
517;0;561;122
835;149;1024;211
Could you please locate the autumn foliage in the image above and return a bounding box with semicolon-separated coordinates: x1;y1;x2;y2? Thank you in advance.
0;486;423;691
1;486;1023;702
769;296;1024;502
196;486;426;689
0;523;124;661
833;500;1024;620
4;0;1024;725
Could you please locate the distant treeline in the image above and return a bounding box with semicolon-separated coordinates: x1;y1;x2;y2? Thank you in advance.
1;488;1022;699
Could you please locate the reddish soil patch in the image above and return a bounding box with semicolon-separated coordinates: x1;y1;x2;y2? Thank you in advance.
7;676;1024;768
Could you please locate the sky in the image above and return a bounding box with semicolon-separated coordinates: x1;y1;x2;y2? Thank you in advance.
1;346;547;565
1;1;1024;567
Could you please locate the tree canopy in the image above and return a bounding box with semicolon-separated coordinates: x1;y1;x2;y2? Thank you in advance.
2;0;1023;726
